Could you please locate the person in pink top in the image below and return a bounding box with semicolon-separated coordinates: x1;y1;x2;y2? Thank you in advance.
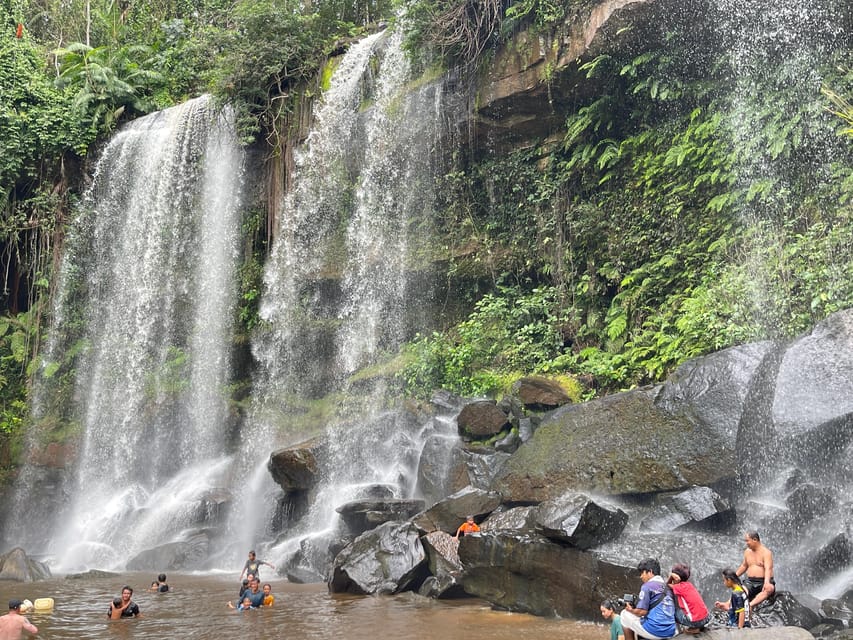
668;563;711;635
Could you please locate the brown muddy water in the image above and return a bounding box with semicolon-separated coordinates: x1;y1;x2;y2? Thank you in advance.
0;573;607;639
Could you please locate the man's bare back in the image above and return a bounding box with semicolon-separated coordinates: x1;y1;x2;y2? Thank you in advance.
0;611;38;640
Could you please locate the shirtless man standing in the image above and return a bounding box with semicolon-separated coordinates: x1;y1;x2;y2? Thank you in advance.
0;600;38;640
735;530;775;608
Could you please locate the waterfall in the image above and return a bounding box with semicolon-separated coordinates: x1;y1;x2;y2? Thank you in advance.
231;28;461;573
5;96;246;570
706;0;853;597
709;0;848;335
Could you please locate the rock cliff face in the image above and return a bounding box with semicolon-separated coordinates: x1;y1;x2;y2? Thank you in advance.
472;0;686;152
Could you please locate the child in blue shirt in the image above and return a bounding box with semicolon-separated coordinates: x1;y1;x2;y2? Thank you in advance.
714;568;750;628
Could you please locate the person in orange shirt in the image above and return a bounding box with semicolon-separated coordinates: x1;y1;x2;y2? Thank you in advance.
454;515;480;539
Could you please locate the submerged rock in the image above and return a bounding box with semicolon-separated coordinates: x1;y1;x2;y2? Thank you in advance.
126;532;209;571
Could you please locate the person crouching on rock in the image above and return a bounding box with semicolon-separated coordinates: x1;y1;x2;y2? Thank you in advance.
668;563;711;635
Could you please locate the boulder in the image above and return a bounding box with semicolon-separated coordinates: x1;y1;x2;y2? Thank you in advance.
822;597;853;622
328;521;429;595
65;569;118;580
336;499;425;538
772;310;853;440
534;493;628;549
417;573;466;598
456;401;509;439
458;531;637;617
786;484;836;522
125;532;209;571
0;548;51;582
751;591;822;630
737;310;853;491
655;341;774;441
412;486;502;534
481;506;538;533
460;450;511;490
415;435;469;508
492;386;733;501
422;530;463;574
420;531;466;598
268;438;324;492
640;486;734;532
282;533;339;584
512;376;572;410
812;533;853;577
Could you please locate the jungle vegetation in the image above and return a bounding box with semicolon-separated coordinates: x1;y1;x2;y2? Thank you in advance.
1;0;852;474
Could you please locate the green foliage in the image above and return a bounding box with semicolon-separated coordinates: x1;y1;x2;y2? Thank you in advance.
0;311;38;436
503;0;566;32
237;208;267;333
54;41;164;132
401;24;853;399
399;286;567;396
0;23;93;200
145;346;190;398
208;0;373;143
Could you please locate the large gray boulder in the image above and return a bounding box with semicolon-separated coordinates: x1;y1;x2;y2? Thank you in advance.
738;310;853;489
0;548;51;582
640;485;734;532
491;385;732;501
656;341;773;440
481;506;538;532
328;521;429;595
268;437;325;492
458;531;636;617
412;486;502;534
415;436;469;507
534;493;628;549
126;532;210;571
336;499;425;538
492;339;777;504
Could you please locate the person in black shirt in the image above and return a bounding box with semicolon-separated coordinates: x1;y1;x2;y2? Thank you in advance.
108;586;141;619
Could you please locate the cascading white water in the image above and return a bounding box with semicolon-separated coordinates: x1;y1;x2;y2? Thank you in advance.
709;0;847;334
707;0;852;597
233;28;461;572
6;96;246;570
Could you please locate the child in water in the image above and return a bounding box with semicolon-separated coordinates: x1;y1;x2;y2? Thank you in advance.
714;568;751;628
228;596;255;611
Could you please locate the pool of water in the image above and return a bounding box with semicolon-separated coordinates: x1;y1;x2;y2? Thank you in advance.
0;573;606;639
